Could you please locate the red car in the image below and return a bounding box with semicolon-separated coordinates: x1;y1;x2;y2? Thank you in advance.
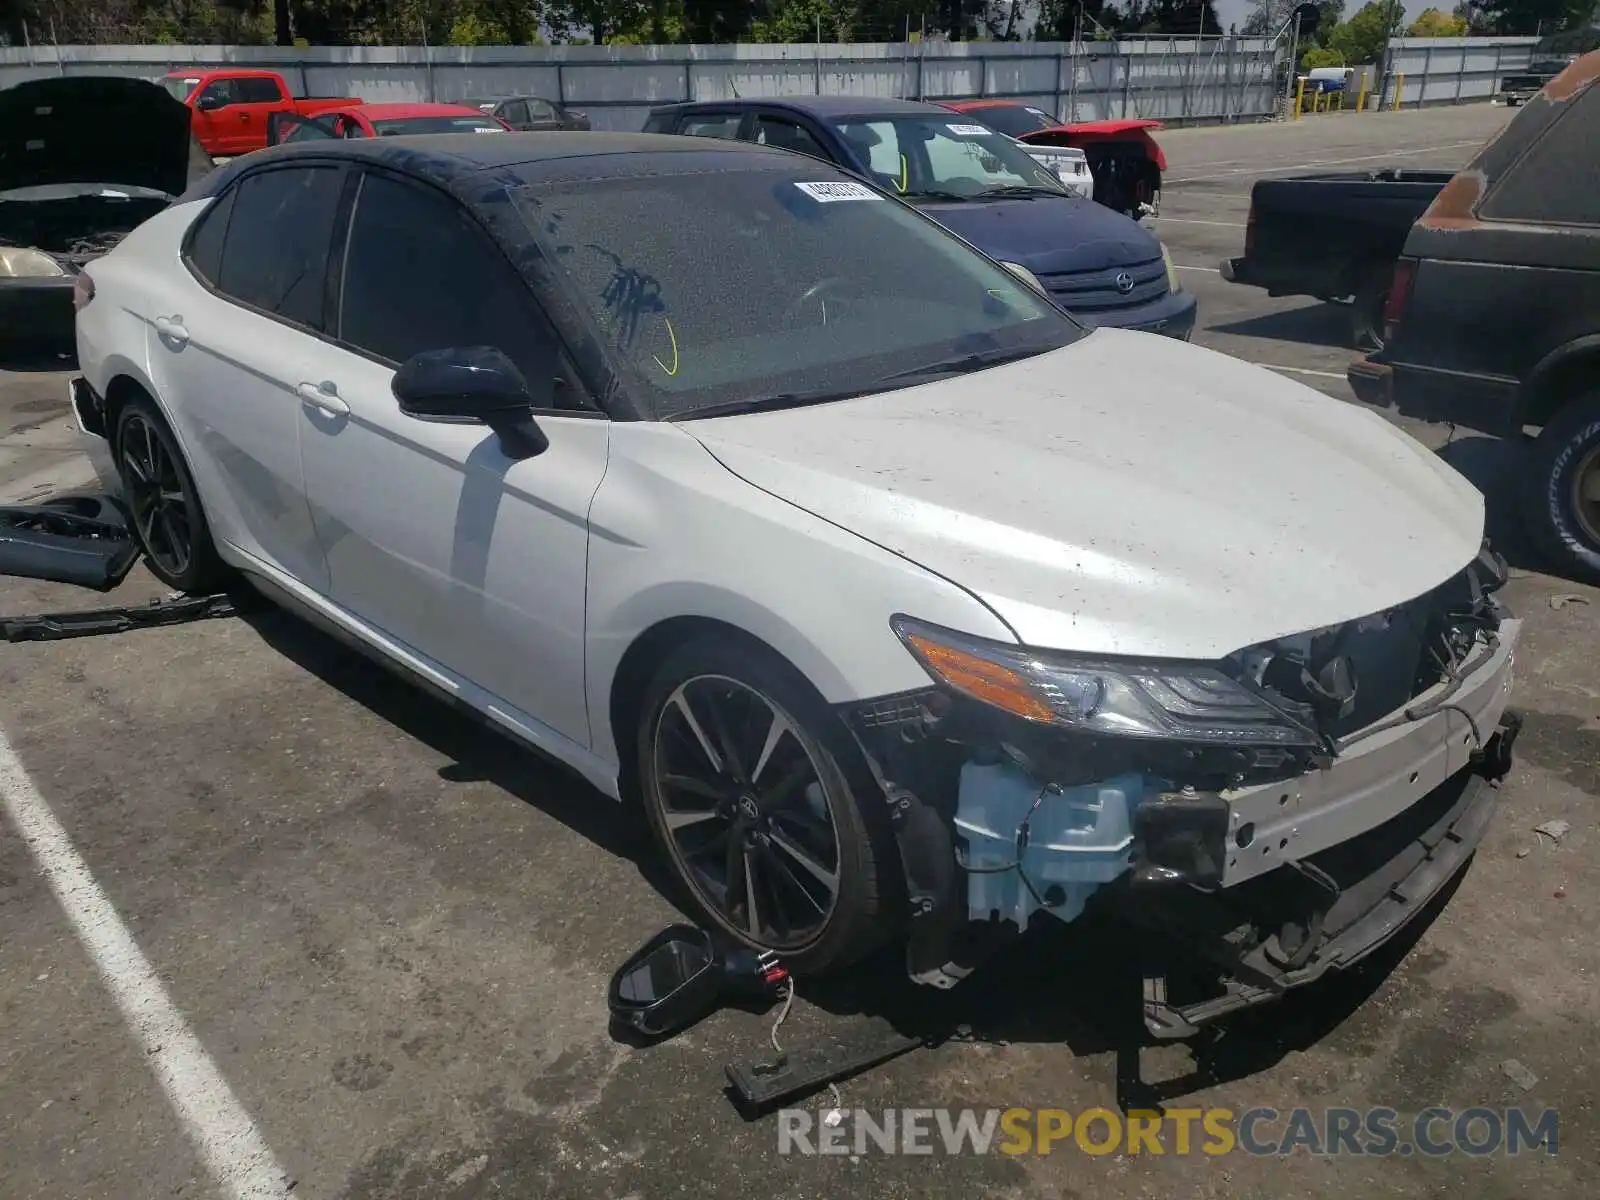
938;100;1165;219
164;69;361;158
267;103;512;146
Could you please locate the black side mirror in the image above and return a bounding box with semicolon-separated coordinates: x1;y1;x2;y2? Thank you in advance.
196;93;226;112
607;924;789;1040
392;346;550;458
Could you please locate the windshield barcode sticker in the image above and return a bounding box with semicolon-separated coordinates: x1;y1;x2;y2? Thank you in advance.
793;181;880;202
946;123;993;136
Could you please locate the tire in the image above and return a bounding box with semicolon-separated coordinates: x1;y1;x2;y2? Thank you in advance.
112;397;229;593
635;634;890;977
1527;393;1600;582
1350;264;1391;352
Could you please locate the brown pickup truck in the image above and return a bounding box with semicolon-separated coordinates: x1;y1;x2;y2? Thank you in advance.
163;68;361;158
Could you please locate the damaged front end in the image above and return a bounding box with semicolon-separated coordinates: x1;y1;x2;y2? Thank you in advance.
841;544;1521;1035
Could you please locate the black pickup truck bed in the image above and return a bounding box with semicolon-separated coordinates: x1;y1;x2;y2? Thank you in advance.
1220;168;1455;349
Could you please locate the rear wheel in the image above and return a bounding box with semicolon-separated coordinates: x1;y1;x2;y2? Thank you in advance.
635;636;889;976
1528;392;1600;582
113;398;228;592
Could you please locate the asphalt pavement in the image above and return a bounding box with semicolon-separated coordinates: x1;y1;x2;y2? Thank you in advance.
2;102;1596;1200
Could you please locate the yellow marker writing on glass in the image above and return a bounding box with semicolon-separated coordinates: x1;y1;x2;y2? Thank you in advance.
652;317;679;377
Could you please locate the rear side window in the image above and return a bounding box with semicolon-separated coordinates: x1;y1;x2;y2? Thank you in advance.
642;112;674;134
751;116;828;160
235;77;282;104
1480;83;1600;226
214;165;344;329
336;171;564;393
681;113;744;139
184;188;236;286
527;100;557;120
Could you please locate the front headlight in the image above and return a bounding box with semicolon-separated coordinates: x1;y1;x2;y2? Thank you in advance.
892;616;1317;747
0;246;68;279
1160;243;1181;293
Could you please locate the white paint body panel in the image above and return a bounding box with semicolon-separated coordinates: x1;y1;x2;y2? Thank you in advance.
76;188;1490;803
686;328;1487;659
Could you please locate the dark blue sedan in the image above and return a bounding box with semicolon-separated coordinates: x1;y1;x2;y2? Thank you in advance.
644;96;1197;339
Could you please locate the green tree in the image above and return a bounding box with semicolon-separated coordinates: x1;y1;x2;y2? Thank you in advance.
1407;5;1468;33
1322;0;1402;65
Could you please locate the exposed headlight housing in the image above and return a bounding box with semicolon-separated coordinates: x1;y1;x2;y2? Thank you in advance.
0;246;67;279
1160;243;1181;293
892;616;1318;748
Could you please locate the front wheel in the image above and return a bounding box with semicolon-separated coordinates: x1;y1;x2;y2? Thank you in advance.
1528;393;1600;582
635;636;890;976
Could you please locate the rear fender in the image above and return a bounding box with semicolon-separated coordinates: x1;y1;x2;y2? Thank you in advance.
1520;334;1600;428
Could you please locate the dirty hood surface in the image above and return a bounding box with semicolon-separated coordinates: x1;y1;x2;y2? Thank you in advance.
0;75;199;197
685;328;1486;659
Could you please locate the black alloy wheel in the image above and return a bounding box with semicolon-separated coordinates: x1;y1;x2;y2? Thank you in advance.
636;638;888;976
113;399;227;592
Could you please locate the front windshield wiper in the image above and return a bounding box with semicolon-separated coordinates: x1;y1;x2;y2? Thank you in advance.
669;386;876;421
877;344;1054;386
984;184;1071;199
898;189;975;203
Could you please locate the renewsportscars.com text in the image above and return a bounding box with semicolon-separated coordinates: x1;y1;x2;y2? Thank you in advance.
778;1106;1559;1158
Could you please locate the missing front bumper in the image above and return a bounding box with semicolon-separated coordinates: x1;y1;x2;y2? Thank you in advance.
1122;708;1520;1038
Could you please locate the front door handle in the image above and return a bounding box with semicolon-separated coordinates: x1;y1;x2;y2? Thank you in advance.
154;315;190;346
297;380;350;416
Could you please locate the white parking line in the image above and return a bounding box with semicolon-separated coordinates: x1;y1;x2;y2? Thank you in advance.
1167;140;1484;183
0;727;292;1200
1154;217;1246;227
1175;263;1219;272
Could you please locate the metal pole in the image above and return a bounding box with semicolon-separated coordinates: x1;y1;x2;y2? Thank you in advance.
1420;45;1432;108
1121;43;1132;118
1286;13;1299;117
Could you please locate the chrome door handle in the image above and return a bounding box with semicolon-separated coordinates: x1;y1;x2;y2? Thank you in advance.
297;381;350;416
154;315;190;345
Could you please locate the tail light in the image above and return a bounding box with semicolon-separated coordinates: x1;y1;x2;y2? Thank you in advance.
1244;204;1257;258
72;271;95;312
1383;257;1417;344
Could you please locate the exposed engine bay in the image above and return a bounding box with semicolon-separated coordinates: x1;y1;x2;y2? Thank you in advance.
841;544;1521;1034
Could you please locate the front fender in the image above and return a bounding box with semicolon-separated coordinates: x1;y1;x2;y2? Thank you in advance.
583;423;1017;769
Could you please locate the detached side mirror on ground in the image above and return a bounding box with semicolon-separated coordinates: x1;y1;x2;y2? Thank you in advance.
392;346;550;458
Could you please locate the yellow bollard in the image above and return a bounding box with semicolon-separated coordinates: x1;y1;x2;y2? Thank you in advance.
1393;72;1404;110
1357;83;1368;112
1294;77;1305;119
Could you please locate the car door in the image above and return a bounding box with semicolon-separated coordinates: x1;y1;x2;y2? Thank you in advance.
231;76;289;153
522;98;561;132
297;167;609;747
498;100;531;130
193;77;243;155
143;162;345;592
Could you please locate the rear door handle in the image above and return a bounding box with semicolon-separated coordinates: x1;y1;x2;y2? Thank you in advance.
154;315;190;346
297;380;350;416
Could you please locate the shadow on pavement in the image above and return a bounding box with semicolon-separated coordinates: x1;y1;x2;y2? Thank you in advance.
1207;301;1356;349
237;601;676;899
0;347;77;374
1432;432;1549;572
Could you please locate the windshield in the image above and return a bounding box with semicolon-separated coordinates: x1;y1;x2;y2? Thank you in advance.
511;163;1085;420
371;115;506;136
165;77;200;103
961;105;1059;138
826;114;1068;199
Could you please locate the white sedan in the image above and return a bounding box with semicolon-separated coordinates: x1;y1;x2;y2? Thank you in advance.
72;131;1521;1033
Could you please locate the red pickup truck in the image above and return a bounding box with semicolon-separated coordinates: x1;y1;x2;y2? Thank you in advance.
163;69;362;158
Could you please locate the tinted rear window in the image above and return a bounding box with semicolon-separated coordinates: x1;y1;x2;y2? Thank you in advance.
512;162;1082;419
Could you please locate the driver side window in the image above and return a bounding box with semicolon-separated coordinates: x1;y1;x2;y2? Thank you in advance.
198;79;238;108
337;171;580;409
